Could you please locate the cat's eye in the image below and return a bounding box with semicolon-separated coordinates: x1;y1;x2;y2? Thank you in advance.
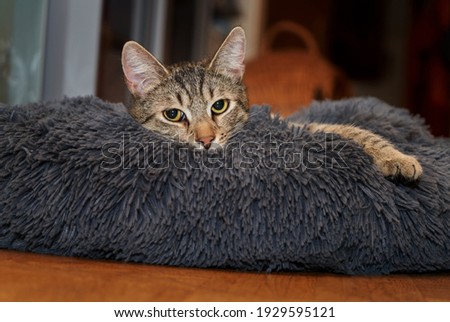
211;99;229;115
163;109;185;122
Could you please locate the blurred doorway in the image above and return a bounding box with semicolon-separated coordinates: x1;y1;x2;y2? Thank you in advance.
0;0;47;104
0;0;102;105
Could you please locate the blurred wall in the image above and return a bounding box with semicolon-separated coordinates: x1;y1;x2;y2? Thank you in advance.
43;0;102;101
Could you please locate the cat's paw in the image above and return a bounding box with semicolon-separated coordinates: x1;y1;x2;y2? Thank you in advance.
375;151;423;181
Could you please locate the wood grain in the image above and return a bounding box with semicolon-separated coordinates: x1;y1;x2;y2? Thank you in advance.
0;249;448;301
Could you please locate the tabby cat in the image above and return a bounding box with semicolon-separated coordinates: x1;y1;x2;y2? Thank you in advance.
121;27;422;181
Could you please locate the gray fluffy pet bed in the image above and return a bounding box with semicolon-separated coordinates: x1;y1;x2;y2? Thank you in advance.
0;96;449;275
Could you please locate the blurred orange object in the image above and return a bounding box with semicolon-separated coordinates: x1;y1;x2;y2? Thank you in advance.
244;21;353;116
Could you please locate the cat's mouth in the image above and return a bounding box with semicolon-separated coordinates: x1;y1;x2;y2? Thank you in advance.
191;141;223;151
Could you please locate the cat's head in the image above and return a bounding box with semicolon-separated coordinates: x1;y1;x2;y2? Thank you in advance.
121;27;248;149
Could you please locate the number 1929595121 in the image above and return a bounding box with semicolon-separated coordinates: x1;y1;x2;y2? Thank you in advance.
256;306;335;318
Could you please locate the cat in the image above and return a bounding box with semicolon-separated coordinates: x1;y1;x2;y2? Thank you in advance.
121;27;422;181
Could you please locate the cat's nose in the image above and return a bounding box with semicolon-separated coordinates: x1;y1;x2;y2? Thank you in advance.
196;136;215;149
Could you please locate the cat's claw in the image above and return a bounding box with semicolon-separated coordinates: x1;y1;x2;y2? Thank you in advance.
376;151;423;181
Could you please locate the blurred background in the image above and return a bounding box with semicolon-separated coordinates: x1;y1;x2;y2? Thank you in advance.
0;0;449;136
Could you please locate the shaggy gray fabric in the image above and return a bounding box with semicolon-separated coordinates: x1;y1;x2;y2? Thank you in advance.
0;96;449;275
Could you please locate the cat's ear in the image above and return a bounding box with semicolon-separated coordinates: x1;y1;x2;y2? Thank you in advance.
121;41;168;98
209;27;246;80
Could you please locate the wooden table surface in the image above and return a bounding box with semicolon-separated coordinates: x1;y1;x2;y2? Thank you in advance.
0;249;449;301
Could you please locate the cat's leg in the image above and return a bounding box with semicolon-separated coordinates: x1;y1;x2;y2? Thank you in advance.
306;123;423;181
